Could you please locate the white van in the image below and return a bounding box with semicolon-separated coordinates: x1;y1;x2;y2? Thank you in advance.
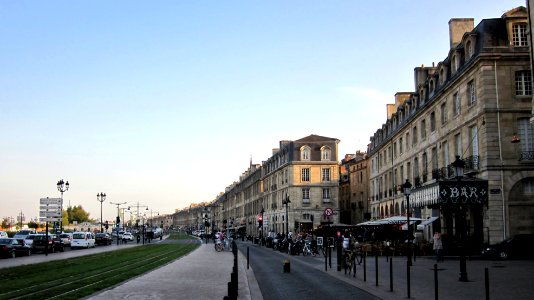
71;232;95;249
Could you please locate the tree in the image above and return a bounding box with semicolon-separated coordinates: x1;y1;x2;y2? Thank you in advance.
1;218;10;230
62;209;69;227
28;221;39;230
68;205;92;223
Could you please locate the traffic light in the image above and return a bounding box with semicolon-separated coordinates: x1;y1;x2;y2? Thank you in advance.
105;221;109;230
257;214;263;228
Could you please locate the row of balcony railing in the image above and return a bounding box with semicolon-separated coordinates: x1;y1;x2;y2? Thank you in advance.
371;155;480;201
519;151;534;161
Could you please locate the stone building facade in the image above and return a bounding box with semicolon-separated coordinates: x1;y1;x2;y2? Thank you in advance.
177;134;341;237
339;151;370;225
261;135;340;234
367;7;534;249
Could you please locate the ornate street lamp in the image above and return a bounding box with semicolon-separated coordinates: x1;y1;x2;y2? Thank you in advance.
403;179;413;262
259;207;265;245
282;195;291;237
97;193;106;233
452;155;468;282
403;179;413;298
57;179;69;233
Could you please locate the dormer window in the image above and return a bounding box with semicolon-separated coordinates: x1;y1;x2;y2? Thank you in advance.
465;40;473;60
300;146;311;161
321;146;331;161
513;23;528;46
451;55;460;73
420;89;425;104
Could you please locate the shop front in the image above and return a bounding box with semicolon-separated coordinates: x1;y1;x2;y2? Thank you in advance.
411;179;488;254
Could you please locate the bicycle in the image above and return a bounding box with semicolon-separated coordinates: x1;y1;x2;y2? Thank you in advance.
315;244;328;257
344;250;354;274
302;241;312;256
215;238;232;252
214;239;224;252
353;244;364;265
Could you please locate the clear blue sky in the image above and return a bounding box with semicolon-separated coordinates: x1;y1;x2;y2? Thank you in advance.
0;0;525;224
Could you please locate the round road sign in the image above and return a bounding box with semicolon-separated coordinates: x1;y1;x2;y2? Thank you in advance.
324;208;333;216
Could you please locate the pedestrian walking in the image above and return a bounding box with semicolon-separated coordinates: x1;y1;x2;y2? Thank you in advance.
433;231;443;262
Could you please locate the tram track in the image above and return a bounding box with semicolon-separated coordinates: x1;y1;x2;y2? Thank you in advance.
0;236;198;300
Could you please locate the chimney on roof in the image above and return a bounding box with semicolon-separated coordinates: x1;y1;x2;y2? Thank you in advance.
449;18;474;49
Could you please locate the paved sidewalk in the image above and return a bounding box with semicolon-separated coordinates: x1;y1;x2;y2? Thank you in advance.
304;253;534;300
88;241;262;300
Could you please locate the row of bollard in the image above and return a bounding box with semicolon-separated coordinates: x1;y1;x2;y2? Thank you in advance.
337;253;493;300
224;240;239;300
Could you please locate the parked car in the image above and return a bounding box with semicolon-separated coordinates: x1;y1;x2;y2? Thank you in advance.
0;238;30;258
24;234;38;248
95;233;112;245
32;234;64;253
13;229;36;240
59;233;73;247
0;231;8;238
482;234;534;260
14;238;32;256
122;232;134;242
71;232;95;249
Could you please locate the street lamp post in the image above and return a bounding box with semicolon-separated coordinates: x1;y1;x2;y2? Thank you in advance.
128;202;149;243
403;179;413;265
403;179;413;298
452;155;468;282
259;207;265;245
97;193;106;233
282;195;291;237
110;201;127;246
57;179;69;233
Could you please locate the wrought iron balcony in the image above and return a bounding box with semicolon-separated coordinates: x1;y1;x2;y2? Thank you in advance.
463;155;480;173
519;151;534;161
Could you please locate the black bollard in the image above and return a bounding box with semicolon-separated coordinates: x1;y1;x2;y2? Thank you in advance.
353;256;356;278
227;282;233;300
363;254;367;282
485;267;489;300
337;238;342;272
407;260;411;299
325;250;328;272
231;271;238;297
390;256;393;292
247;247;249;270
375;254;379;286
434;264;438;300
329;243;332;269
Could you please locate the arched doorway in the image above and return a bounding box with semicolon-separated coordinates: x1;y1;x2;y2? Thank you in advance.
508;177;534;236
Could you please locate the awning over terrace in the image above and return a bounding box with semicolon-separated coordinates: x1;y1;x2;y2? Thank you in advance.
357;216;424;227
416;216;439;231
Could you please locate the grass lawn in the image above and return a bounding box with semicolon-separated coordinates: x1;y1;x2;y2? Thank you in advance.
0;232;198;300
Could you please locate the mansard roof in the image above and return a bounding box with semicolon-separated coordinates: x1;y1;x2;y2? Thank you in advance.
295;134;339;143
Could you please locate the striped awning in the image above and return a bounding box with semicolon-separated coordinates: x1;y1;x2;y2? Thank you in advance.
410;183;440;208
357;216;423;226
